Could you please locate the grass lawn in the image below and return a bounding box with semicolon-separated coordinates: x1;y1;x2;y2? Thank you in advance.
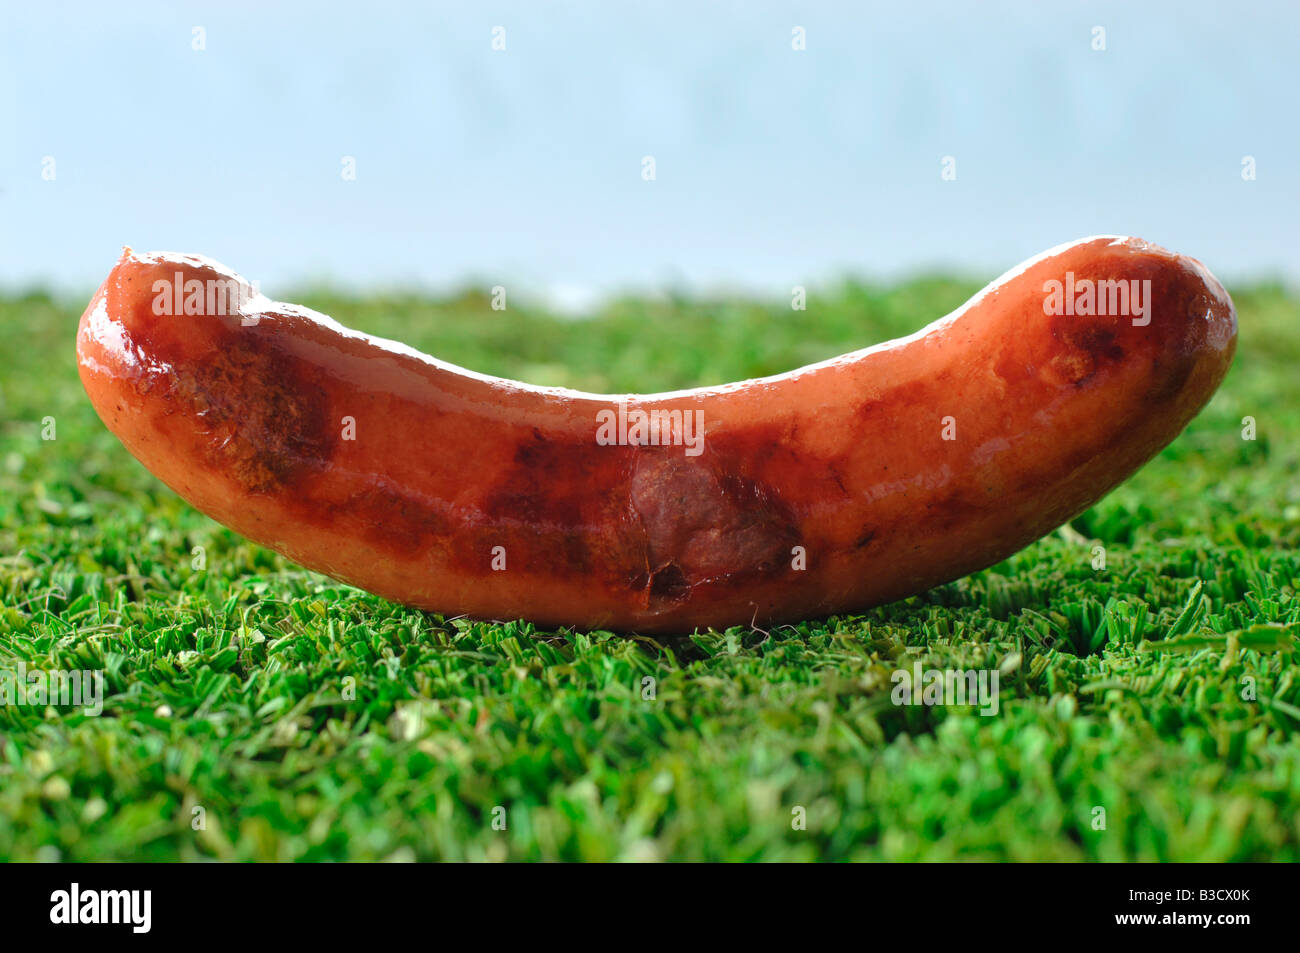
1;274;1297;861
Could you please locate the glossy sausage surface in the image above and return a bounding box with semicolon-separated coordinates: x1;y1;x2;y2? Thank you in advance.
77;237;1236;633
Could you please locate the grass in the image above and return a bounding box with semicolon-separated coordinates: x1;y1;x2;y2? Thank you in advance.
1;274;1298;861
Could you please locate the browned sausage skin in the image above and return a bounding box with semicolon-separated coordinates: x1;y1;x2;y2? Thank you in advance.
76;237;1236;633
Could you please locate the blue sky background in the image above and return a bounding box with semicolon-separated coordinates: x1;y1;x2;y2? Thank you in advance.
2;1;1296;305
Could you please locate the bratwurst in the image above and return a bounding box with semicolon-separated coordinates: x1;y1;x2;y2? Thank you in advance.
76;237;1236;633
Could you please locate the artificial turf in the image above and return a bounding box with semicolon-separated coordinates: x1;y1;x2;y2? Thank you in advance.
1;275;1297;861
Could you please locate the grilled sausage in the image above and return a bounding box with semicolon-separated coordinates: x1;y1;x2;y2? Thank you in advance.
76;236;1237;633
